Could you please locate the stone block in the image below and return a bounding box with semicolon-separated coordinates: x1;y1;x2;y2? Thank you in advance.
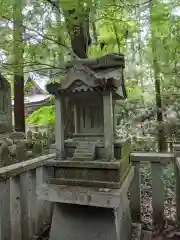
55;167;119;182
49;194;132;240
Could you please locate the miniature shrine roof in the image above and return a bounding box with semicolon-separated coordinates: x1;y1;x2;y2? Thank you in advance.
0;73;10;90
46;53;127;99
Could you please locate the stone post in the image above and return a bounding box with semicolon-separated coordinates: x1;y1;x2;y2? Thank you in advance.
7;87;13;131
55;96;65;160
74;104;78;134
103;91;114;160
113;100;117;136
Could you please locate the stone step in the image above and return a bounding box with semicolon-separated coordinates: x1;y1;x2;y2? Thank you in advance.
73;152;94;158
78;142;95;149
75;148;92;153
78;146;92;151
72;156;95;161
46;177;121;189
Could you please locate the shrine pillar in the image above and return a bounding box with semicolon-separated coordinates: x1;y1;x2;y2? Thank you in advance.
113;100;117;136
103;91;114;159
74;104;78;134
55;95;65;160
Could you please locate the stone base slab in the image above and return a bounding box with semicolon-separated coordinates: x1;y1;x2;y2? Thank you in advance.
45;160;131;189
37;167;134;208
49;195;132;240
37;167;134;240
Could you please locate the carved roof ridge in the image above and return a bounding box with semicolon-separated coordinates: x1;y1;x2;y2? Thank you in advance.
46;53;126;98
65;53;125;71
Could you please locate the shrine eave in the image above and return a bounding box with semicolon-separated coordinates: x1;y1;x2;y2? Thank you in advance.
46;81;126;99
46;53;127;99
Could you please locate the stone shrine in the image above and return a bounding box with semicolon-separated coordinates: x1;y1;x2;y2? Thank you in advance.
38;53;133;240
0;73;12;133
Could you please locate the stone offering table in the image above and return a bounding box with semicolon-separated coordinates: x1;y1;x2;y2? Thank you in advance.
37;53;133;240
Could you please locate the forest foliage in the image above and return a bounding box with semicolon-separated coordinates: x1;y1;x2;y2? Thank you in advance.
0;0;180;148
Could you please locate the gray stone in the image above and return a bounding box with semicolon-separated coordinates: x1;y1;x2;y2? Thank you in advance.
46;53;128;163
49;192;132;240
33;140;43;155
0;144;10;166
0;73;12;133
43;54;133;240
50;204;118;240
16;142;26;162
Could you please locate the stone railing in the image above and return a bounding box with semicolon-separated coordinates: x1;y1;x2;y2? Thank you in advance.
129;152;175;229
0;153;55;240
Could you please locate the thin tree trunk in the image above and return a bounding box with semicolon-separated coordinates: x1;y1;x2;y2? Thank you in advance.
149;1;167;152
136;3;144;103
63;4;91;58
13;0;25;132
62;4;91;138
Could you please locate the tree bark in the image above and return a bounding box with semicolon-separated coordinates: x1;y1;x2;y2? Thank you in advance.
62;4;91;138
63;6;91;58
13;0;25;132
14;76;25;132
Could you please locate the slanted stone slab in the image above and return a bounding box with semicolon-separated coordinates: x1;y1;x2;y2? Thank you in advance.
49;200;131;240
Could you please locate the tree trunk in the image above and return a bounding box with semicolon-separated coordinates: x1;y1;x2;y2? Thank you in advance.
150;1;167;152
136;3;144;103
62;4;91;138
63;5;91;58
13;0;25;132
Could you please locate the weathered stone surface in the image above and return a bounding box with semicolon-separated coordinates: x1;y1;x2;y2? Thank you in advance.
0;73;12;133
0;143;10;167
37;166;134;207
131;152;174;164
48;183;132;240
0;153;55;180
49;204;118;240
9;132;25;140
44;53;133;240
16;142;26;162
54;167;120;182
47;178;121;189
45;159;121;169
131;223;142;240
33;140;43;155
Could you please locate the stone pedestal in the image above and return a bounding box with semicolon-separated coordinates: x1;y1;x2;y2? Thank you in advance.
50;197;131;240
44;53;130;239
37;166;134;240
